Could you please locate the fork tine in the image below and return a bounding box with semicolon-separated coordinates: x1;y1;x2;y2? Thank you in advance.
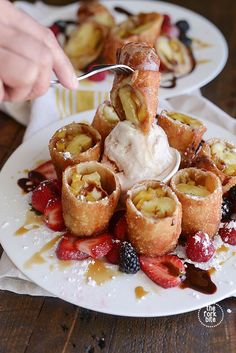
115;67;132;75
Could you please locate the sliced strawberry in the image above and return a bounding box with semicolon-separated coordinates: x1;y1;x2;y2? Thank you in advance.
87;63;108;82
56;233;89;260
218;221;236;245
31;180;59;213
34;160;57;180
162;14;171;27
49;23;61;37
113;215;128;241
140;255;185;289
44;198;65;231
106;242;121;265
76;233;113;259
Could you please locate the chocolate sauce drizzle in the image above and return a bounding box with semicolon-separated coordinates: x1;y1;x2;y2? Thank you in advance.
114;6;133;17
181;263;217;295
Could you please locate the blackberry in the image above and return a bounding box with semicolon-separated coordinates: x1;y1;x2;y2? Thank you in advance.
229;185;236;201
176;20;190;33
221;197;233;220
119;242;140;274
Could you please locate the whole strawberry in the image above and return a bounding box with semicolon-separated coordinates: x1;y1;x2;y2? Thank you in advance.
186;231;215;263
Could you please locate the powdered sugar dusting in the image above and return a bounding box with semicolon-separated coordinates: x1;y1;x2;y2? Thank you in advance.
225;220;236;230
63;151;71;159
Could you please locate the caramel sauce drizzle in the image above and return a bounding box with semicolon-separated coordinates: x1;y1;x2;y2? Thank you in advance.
192;38;212;49
216;245;229;254
15;211;43;236
85;260;118;285
135;286;149;299
24;235;61;269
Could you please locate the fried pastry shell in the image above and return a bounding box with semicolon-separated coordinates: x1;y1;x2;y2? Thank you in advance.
49;123;101;179
62;161;121;237
126;181;182;256
91;101;120;141
110;43;160;134
116;42;160;71
193;138;236;194
104;12;163;64
77;1;115;28
64;21;108;70
170;168;222;238
157;110;206;167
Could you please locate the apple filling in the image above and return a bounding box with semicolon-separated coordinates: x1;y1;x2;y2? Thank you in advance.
103;105;120;125
55;129;93;156
64;22;104;70
176;176;211;197
210;141;236;176
166;112;202;128
69;171;108;202
132;187;176;218
119;21;155;38
118;86;147;125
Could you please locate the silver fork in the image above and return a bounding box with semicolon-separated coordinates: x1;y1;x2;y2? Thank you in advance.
50;64;134;86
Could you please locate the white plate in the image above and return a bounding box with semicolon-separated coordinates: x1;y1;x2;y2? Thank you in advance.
0;110;235;317
38;0;228;99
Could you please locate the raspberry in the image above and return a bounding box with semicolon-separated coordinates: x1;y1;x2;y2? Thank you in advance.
119;242;140;274
218;221;236;245
186;231;215;263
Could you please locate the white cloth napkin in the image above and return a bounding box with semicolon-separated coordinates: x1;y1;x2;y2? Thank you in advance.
0;1;235;297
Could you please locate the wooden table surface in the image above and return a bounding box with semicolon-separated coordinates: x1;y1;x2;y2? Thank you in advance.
0;1;236;352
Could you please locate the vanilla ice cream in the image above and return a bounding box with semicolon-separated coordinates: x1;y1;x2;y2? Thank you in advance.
102;121;179;191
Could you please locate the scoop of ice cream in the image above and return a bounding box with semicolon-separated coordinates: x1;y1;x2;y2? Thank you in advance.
102;121;177;191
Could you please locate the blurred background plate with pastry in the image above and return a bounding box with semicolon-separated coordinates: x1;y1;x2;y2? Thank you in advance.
41;0;227;99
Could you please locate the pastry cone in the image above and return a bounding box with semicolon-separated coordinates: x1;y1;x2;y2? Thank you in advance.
126;181;182;256
193;138;236;194
64;21;108;70
91;101;120;141
49;123;101;179
62;161;121;236
157;110;206;167
104;12;163;64
110;42;160;134
77;1;115;28
170;168;222;238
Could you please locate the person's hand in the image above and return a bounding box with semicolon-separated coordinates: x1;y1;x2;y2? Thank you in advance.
0;0;78;102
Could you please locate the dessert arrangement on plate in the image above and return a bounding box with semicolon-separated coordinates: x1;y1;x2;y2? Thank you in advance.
50;1;195;87
17;42;236;295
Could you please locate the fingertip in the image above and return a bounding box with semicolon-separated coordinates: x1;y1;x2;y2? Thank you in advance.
69;74;79;90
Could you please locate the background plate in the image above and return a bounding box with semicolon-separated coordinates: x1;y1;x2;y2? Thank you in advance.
0;109;235;317
36;0;228;98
